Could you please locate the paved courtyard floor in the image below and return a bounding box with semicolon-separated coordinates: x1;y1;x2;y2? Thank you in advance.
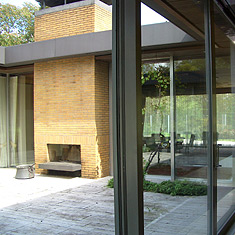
0;168;233;235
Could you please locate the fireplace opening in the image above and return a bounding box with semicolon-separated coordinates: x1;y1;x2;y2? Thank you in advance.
48;144;81;163
38;144;81;172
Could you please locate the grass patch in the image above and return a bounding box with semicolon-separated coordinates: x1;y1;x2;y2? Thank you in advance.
107;178;207;196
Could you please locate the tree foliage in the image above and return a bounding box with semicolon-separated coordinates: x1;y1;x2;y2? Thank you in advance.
0;3;39;46
142;63;170;131
174;59;205;72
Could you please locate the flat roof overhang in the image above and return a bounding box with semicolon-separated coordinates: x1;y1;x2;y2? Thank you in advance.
0;22;197;67
34;0;234;49
142;0;235;46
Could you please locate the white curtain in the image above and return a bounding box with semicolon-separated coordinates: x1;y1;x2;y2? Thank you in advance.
9;76;18;166
17;76;27;165
0;76;7;167
0;75;32;167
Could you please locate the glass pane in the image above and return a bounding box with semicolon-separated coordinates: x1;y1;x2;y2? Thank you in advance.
0;75;7;167
143;61;171;178
143;56;209;234
175;58;207;180
174;56;208;234
214;2;235;229
142;0;208;233
0;74;34;168
9;74;34;166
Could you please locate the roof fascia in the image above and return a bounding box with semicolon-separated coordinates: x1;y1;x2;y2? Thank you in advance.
3;23;195;67
0;47;5;65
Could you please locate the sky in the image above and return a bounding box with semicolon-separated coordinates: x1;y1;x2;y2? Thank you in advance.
0;0;168;25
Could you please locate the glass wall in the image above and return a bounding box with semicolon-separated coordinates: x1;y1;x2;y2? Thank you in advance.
142;62;171;177
113;0;234;233
213;2;235;229
0;74;34;168
0;75;7;167
141;1;235;233
142;56;209;234
175;58;208;181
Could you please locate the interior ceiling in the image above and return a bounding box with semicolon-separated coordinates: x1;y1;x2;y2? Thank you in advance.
0;65;34;75
141;0;234;89
143;0;234;45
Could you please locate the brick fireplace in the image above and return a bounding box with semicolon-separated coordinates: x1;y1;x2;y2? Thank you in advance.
38;144;82;172
34;0;111;178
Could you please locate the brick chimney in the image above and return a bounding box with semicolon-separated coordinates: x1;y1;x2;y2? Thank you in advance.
34;0;112;41
34;0;111;178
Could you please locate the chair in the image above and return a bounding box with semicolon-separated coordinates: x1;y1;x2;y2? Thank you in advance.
185;134;195;153
145;136;156;151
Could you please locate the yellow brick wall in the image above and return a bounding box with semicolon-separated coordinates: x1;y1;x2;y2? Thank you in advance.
34;56;110;178
95;60;110;177
94;5;112;32
35;3;112;42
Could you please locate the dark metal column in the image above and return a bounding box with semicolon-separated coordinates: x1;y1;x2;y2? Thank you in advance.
231;43;235;187
204;0;217;234
112;0;143;234
170;56;176;181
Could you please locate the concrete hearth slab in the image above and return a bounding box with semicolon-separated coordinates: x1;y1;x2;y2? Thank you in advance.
39;162;81;172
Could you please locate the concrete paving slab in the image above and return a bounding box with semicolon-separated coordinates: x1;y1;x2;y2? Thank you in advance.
0;168;234;234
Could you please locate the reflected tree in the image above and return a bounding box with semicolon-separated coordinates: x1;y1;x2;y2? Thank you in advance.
142;63;170;133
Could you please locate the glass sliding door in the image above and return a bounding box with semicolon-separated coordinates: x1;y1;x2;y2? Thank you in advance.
0;74;34;168
175;58;208;181
0;75;8;167
213;1;235;230
24;75;34;165
142;61;171;178
9;76;19;166
173;55;208;234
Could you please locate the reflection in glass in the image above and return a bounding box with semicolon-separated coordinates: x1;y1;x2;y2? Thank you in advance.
143;56;208;234
0;74;34;168
174;57;208;234
215;14;235;227
0;75;7;167
175;59;208;180
142;62;171;177
211;0;235;229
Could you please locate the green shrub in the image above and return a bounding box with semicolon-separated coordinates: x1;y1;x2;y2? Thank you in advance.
143;179;158;192
143;145;151;153
107;178;207;196
154;180;207;196
107;177;114;188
